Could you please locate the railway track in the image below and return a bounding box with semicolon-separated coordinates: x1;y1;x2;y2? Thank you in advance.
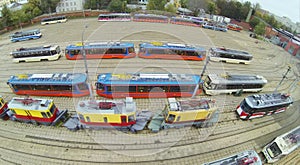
0;18;299;164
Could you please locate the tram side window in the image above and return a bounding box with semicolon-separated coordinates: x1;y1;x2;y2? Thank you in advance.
128;115;135;122
186;51;198;56
148;49;165;54
78;114;84;121
50;105;56;114
78;83;89;90
86;116;91;122
138;86;146;93
70;49;81;55
96;83;105;90
167;114;176;123
106;48;125;54
91;48;106;54
41;112;48;118
170;86;181;92
112;86;128;92
180;86;190;92
33;85;51;91
13;84;31;90
176;116;181;122
128;47;135;53
129;86;136;92
52;85;72;91
103;117;108;123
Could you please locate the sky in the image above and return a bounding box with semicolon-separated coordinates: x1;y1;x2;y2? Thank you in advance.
238;0;300;23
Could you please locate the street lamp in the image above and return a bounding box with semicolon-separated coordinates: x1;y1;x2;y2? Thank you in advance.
81;24;93;99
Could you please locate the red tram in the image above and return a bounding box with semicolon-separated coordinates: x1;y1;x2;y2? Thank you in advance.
0;96;9;119
236;93;293;120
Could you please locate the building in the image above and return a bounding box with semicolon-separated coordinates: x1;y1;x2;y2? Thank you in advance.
284;37;300;58
56;0;84;13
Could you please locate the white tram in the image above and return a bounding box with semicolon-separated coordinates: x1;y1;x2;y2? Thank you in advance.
203;74;267;95
10;45;61;63
209;47;253;64
204;150;262;165
262;125;300;163
236;93;293;120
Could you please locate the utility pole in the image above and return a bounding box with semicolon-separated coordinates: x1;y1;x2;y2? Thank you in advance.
192;56;210;98
274;66;291;93
81;25;93;99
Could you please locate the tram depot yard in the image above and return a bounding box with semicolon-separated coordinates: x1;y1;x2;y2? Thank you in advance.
0;17;299;164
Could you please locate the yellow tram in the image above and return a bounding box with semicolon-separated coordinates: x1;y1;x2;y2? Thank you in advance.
148;98;218;132
76;97;137;128
7;97;68;125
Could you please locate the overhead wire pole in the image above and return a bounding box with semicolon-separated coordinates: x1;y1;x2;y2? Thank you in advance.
81;24;93;99
274;65;291;93
192;55;210;98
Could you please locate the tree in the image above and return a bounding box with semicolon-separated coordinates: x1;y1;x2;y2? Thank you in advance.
254;22;266;35
108;0;127;12
165;3;176;13
147;0;167;11
40;0;60;14
207;2;216;15
84;0;103;10
249;17;260;28
1;5;14;27
180;0;188;8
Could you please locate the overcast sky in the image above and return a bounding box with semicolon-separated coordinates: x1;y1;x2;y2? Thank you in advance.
238;0;300;23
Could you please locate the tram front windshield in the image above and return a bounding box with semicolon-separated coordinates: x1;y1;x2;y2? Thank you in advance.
204;77;214;89
240;100;252;113
268;142;282;158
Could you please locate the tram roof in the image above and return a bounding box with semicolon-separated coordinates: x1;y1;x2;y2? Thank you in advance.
7;73;87;85
207;74;267;85
10;29;40;36
134;13;168;18
11;45;58;53
66;42;134;49
76;97;136;114
97;73;201;85
8;97;53;111
272;126;300;154
245;93;293;109
167;98;213;112
210;47;252;57
99;13;130;16
204;150;262;165
139;42;205;51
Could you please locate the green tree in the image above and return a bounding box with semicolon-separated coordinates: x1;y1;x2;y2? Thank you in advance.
108;0;127;12
254;22;266;35
84;0;103;10
249;17;260;28
180;0;188;8
207;2;216;15
1;5;14;27
147;0;167;10
40;0;60;14
165;3;176;13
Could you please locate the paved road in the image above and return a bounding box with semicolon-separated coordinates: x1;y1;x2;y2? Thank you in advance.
0;18;299;164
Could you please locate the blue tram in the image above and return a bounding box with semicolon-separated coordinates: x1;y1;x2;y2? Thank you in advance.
138;42;206;61
65;42;136;60
95;73;201;98
10;29;42;42
7;73;90;97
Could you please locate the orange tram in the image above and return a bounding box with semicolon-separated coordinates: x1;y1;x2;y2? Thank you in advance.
0;96;68;126
138;42;206;61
